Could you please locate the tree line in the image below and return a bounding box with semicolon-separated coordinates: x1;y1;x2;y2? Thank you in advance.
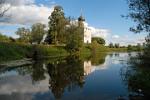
5;6;85;54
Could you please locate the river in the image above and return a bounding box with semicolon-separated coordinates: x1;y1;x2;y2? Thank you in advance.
0;52;149;100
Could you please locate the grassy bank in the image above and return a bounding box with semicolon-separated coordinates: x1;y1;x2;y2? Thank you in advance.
0;42;68;62
0;42;141;62
34;45;68;58
0;42;32;62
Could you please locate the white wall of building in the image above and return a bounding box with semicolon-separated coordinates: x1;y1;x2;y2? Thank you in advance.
84;27;92;44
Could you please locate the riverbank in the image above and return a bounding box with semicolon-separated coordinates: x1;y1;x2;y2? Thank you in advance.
0;42;140;63
0;42;68;62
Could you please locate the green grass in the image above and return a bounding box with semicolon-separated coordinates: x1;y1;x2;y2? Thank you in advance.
0;42;68;62
35;45;68;58
0;42;140;62
0;42;32;62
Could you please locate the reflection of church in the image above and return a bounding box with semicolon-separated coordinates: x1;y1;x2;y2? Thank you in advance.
84;61;94;75
83;60;108;76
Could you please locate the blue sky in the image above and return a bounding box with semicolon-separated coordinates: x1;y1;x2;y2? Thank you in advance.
0;0;147;45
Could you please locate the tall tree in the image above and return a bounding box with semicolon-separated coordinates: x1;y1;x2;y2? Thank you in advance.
31;23;46;44
126;0;150;65
16;27;31;42
114;43;120;48
65;21;83;54
126;0;150;33
109;42;114;48
47;6;67;44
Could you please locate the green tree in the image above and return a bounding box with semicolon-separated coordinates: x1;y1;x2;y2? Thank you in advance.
65;23;83;54
127;44;132;51
31;23;46;44
15;27;31;42
0;33;10;42
126;0;150;33
47;6;67;44
126;0;150;65
136;43;142;51
92;37;105;45
109;42;114;48
114;43;120;48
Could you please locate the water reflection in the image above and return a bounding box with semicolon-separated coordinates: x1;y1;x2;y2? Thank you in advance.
0;52;145;100
47;56;85;99
120;52;150;100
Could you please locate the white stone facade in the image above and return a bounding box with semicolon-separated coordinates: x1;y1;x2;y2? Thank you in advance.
84;27;92;44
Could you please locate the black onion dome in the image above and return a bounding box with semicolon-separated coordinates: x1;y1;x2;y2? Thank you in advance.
78;15;85;21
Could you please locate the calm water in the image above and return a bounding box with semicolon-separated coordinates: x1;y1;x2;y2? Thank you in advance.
0;52;144;100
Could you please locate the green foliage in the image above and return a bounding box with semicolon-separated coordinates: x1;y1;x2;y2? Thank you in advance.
15;27;31;42
65;23;83;54
34;45;68;58
122;59;150;98
44;32;53;44
139;34;150;65
114;43;120;48
31;23;46;44
136;43;142;51
0;33;10;42
126;0;150;33
47;6;68;44
0;42;32;62
91;52;107;66
0;42;68;62
127;45;132;51
47;56;84;99
90;41;108;54
127;44;143;51
126;0;150;66
92;37;105;45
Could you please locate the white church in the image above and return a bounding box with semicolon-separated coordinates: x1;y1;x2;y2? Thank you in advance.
84;26;92;44
78;14;92;44
77;14;108;44
42;14;106;44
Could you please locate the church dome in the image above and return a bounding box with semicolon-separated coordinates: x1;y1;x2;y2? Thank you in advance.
78;15;85;21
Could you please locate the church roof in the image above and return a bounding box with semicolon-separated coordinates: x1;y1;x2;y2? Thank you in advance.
78;15;85;21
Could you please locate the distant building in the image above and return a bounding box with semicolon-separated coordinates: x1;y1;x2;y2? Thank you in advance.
42;14;92;44
78;15;92;44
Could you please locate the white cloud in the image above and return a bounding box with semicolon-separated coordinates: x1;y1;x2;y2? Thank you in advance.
1;0;54;25
6;5;53;25
84;22;110;39
108;33;146;46
0;74;50;95
4;0;35;6
112;35;120;39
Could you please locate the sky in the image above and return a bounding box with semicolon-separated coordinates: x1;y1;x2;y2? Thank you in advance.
0;0;147;46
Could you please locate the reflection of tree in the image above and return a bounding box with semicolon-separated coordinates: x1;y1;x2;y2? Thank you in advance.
0;61;46;82
121;58;150;99
114;53;120;57
109;53;113;58
31;61;46;82
91;52;107;66
0;65;33;76
47;56;84;99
